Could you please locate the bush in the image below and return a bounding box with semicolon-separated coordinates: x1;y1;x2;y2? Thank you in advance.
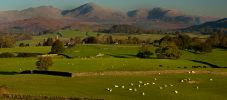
36;56;53;71
0;52;16;58
51;40;65;54
136;44;153;58
156;41;181;59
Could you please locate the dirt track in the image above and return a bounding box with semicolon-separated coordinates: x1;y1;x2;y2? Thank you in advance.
72;70;227;77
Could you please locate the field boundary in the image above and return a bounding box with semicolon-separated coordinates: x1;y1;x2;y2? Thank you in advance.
0;94;103;100
72;70;227;77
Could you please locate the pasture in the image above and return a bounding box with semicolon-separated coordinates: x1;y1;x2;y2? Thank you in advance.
1;74;227;100
1;30;227;99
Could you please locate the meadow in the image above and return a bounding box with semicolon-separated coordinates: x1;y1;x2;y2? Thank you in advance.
0;30;226;100
1;74;227;100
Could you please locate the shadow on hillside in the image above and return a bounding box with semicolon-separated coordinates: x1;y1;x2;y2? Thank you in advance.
106;54;129;58
190;60;227;68
0;71;18;75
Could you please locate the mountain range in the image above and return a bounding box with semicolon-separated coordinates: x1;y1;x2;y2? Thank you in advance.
0;2;218;34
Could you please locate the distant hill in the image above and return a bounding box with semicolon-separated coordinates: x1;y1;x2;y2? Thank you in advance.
0;2;218;34
183;18;227;34
62;3;129;22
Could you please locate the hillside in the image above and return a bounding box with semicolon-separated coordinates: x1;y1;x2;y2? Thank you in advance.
184;18;227;34
0;3;218;34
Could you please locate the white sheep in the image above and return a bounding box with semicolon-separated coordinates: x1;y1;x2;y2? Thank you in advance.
134;88;137;92
196;86;199;90
142;92;145;96
121;86;125;88
114;85;119;88
130;83;134;86
154;78;157;81
139;81;143;84
209;78;213;81
174;90;178;94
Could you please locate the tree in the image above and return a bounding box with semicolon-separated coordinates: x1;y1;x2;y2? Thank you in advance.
51;40;65;54
0;35;16;48
19;43;25;47
175;34;192;50
36;56;53;71
83;36;97;44
106;35;114;44
155;41;180;59
137;44;153;58
43;38;54;46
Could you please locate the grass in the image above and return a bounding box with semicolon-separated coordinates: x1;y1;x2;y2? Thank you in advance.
1;31;226;99
181;49;227;67
1;44;227;72
0;74;227;100
0;46;50;54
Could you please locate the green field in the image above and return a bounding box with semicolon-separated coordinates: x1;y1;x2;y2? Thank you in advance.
1;74;227;100
1;30;227;99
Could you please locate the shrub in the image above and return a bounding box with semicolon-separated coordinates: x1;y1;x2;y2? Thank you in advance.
51;39;65;54
0;52;16;58
36;56;53;71
156;41;181;59
136;44;153;58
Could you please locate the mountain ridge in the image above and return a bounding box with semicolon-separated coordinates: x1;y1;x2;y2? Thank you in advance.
0;2;219;34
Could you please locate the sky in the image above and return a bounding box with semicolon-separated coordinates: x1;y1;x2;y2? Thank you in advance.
0;0;226;17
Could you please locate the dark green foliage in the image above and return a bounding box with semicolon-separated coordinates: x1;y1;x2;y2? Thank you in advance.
51;40;65;54
159;34;192;50
106;35;114;44
156;41;181;59
175;34;192;50
137;44;153;58
19;43;25;47
83;36;97;44
0;35;16;48
109;25;144;34
36;56;53;71
43;38;54;46
0;52;16;58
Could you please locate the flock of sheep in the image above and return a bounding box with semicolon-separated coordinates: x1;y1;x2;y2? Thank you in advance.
105;71;214;96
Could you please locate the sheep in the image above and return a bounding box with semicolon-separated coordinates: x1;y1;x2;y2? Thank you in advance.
196;86;199;90
130;83;134;86
169;84;174;87
138;85;141;87
142;92;145;96
134;88;137;92
174;90;178;94
181;80;184;83
121;86;125;88
154;78;157;81
209;78;213;81
139;81;143;84
128;88;133;91
152;82;156;85
114;85;119;88
159;86;163;90
164;84;168;88
106;88;112;92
